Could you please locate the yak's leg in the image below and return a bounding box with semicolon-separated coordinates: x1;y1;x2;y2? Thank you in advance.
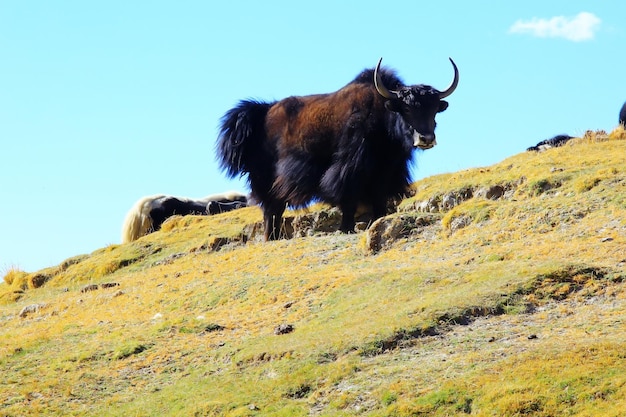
371;199;388;222
263;200;286;241
339;201;357;233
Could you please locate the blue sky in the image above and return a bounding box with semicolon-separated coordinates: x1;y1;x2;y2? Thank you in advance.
1;1;624;273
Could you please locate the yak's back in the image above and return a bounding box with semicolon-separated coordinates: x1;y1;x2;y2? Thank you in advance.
351;66;405;91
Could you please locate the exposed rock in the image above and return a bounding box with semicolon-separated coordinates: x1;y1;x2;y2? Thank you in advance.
449;215;473;233
28;273;52;289
152;252;186;266
243;217;294;241
364;214;439;253
411;182;523;214
441;187;474;210
292;208;343;237
18;303;46;318
441;193;458;211
203;323;225;333
417;196;442;213
413;187;474;214
80;284;99;293
475;185;505;200
274;324;294;335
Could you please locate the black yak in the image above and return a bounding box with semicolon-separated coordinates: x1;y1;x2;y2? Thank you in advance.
526;134;575;152
620;101;626;127
121;191;248;243
217;58;459;240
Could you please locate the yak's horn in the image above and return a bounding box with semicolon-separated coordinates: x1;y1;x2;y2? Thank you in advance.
374;58;398;100
438;58;459;99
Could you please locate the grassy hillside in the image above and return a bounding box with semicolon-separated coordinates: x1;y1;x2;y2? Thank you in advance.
2;128;626;416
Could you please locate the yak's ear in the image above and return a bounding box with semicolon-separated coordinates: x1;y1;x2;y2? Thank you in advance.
384;100;402;113
438;100;449;113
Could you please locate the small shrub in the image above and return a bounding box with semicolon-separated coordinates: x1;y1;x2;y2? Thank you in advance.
3;268;28;287
113;343;149;360
381;391;398;406
284;383;311;399
415;388;473;414
608;125;626;140
442;201;492;230
59;254;89;271
528;178;559;196
0;290;24;304
573;176;601;193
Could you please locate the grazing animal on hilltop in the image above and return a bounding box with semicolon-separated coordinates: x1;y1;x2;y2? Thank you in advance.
207;198;249;215
526;134;575;152
217;58;459;240
121;191;248;243
620;101;626;127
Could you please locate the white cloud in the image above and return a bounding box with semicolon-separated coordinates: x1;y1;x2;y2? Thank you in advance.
509;12;601;42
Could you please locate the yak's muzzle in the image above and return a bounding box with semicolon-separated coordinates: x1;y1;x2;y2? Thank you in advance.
413;132;437;150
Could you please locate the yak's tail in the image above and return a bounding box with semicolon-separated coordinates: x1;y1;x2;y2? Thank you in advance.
216;99;273;178
121;195;162;243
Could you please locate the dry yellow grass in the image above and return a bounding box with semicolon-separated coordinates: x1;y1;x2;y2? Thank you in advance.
1;128;625;416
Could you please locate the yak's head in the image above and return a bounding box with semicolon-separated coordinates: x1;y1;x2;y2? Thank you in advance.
375;58;459;150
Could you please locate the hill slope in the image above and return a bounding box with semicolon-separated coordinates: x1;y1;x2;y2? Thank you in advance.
1;128;626;416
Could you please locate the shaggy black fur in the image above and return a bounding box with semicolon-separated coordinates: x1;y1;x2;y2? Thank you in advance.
206;198;248;215
149;197;208;232
149;195;248;232
526;134;575;152
620;101;626;127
